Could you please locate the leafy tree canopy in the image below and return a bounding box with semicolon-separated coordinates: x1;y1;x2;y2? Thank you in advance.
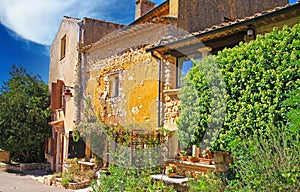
0;65;51;162
178;24;300;151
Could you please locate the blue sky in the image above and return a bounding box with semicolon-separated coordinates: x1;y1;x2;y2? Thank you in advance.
0;0;297;86
0;0;164;86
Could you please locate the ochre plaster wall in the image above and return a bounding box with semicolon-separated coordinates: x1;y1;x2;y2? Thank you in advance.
49;18;80;133
85;48;160;130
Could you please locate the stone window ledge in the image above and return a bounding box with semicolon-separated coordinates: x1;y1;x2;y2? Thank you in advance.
163;88;180;95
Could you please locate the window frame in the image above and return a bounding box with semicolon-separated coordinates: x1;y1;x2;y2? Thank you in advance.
176;53;202;88
60;35;66;60
109;73;120;98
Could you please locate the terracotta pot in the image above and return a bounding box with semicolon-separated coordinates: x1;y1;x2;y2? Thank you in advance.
200;158;213;165
167;173;176;178
189;157;200;163
175;155;187;161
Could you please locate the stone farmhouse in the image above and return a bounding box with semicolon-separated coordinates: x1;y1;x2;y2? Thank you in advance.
47;0;299;172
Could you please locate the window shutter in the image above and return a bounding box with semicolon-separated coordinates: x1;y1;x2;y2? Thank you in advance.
50;83;58;109
50;80;64;110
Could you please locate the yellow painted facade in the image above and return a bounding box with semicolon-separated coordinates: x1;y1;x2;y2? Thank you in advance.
86;48;160;130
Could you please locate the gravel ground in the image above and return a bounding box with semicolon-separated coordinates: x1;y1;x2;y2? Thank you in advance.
0;169;92;192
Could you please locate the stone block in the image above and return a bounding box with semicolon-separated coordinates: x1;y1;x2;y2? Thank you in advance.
225;155;233;164
213;153;225;164
215;163;229;172
0;150;10;163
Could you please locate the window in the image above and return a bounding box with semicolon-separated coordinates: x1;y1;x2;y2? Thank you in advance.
68;131;85;159
109;74;120;98
60;35;66;60
176;53;202;88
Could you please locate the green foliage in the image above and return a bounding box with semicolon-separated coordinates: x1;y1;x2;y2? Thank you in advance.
59;158;96;186
178;24;300;151
178;56;226;148
285;87;300;136
227;124;299;191
187;171;226;192
0;65;51;162
217;25;300;151
61;176;72;187
93;165;175;192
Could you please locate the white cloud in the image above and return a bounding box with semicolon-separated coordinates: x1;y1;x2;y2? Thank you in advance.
0;0;131;45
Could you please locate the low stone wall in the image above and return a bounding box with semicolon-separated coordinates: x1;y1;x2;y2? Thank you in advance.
6;163;51;172
0;162;8;171
0;150;10;163
43;177;92;190
19;163;51;172
213;151;233;173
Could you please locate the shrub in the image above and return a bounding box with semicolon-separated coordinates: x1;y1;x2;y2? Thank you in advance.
92;165;176;192
187;171;226;192
227;124;299;191
178;24;300;151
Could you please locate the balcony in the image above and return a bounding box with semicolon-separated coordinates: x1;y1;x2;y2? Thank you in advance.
49;109;65;129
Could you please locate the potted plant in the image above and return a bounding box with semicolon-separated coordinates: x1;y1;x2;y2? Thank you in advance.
165;164;177;178
175;150;187;161
189;156;200;163
200;148;213;164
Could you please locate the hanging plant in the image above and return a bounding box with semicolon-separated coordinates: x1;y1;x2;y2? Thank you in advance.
72;128;80;142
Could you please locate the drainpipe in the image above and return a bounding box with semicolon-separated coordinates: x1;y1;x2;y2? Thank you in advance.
76;21;83;124
151;51;163;128
150;36;174;128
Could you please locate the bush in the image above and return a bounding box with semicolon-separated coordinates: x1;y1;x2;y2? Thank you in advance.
92;165;176;192
217;24;300;151
178;24;300;151
227;124;299;191
187;171;226;192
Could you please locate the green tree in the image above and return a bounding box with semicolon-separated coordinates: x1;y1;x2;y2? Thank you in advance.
178;24;300;151
0;65;51;162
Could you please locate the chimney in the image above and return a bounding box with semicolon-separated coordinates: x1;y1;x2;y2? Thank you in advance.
135;0;156;20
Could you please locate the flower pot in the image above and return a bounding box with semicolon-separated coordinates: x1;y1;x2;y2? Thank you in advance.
167;173;176;178
189;157;200;163
200;158;213;165
175;155;187;161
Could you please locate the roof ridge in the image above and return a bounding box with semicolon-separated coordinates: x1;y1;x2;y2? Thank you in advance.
63;15;81;22
83;17;125;26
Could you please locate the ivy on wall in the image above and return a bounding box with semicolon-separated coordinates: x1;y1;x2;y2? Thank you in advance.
178;24;300;151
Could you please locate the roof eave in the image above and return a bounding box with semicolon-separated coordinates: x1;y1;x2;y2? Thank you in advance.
147;3;300;53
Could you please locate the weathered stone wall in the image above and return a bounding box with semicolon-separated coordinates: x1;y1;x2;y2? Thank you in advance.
85;23;187;61
233;0;288;20
163;94;180;130
177;0;288;33
163;59;177;90
83;22;188;130
85;47;160;129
